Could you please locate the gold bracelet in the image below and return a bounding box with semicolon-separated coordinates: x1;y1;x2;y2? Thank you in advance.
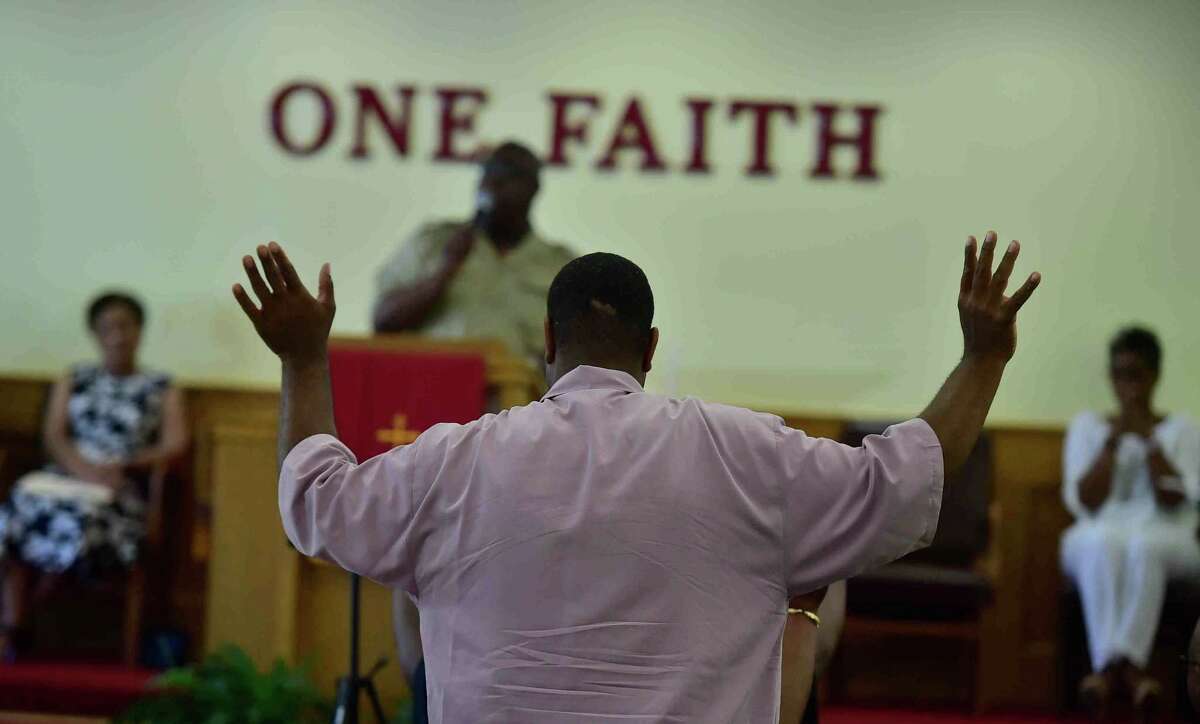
787;607;821;628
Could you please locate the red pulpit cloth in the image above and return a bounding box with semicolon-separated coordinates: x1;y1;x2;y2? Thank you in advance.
328;346;487;460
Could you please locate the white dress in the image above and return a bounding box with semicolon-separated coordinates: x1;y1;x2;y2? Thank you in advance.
1060;411;1200;669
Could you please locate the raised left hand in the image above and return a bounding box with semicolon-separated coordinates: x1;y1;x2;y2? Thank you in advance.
958;232;1041;363
233;242;335;363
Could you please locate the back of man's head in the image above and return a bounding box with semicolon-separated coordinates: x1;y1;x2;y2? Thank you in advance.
547;253;654;366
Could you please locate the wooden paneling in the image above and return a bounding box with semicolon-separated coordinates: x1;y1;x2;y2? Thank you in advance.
986;426;1073;709
0;366;1075;710
774;415;1069;710
0;373;50;435
199;336;542;701
203;424;299;667
779;414;844;443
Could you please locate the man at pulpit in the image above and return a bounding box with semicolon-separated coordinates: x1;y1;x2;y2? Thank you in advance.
371;140;576;362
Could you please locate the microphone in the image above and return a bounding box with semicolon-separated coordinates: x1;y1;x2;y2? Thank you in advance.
472;190;495;229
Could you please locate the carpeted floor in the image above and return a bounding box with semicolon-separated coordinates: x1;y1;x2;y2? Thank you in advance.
0;663;153;719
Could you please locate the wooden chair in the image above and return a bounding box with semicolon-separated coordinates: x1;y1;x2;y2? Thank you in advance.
0;426;173;667
30;462;170;665
0;432;42;496
123;462;170;664
827;423;999;712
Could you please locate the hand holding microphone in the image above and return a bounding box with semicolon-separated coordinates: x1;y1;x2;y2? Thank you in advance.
442;190;492;276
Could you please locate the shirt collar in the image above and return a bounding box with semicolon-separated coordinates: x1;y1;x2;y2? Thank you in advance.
475;225;541;260
541;365;644;401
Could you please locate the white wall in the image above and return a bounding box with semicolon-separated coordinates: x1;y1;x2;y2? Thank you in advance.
3;0;1198;424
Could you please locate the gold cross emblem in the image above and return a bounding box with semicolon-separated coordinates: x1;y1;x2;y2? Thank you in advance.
376;413;420;446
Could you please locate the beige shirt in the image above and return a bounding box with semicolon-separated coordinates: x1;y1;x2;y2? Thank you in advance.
375;220;575;361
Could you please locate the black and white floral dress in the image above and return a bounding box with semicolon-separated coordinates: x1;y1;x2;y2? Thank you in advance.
0;364;171;577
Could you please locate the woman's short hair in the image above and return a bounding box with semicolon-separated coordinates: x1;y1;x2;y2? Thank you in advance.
86;291;146;330
1109;325;1161;373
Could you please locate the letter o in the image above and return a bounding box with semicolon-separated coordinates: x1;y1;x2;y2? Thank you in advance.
270;82;336;156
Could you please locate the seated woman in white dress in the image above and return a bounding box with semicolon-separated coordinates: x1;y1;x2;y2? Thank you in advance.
1061;326;1200;718
0;291;187;657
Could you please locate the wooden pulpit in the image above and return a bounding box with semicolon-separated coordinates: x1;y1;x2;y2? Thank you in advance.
203;335;542;704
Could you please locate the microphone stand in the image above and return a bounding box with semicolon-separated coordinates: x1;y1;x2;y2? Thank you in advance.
330;573;389;724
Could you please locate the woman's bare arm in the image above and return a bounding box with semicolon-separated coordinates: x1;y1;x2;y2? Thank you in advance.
41;374;99;481
127;386;189;470
779;588;828;724
1076;436;1117;512
1146;440;1186;508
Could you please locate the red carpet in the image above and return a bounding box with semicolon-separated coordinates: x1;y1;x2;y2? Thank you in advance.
825;708;1089;723
0;663;153;717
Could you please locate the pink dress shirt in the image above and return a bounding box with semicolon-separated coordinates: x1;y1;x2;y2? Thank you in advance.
280;365;944;723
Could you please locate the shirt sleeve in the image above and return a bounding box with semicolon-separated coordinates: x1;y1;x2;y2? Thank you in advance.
1062;413;1104;519
279;433;420;593
776;418;944;596
374;223;452;298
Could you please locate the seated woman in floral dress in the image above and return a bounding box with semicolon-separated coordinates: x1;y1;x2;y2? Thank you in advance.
0;291;187;655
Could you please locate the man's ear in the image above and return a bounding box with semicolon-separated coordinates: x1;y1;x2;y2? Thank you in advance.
643;328;660;373
544;317;556;365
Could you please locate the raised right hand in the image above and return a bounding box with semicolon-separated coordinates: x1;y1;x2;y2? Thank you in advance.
958;231;1041;363
232;242;336;364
